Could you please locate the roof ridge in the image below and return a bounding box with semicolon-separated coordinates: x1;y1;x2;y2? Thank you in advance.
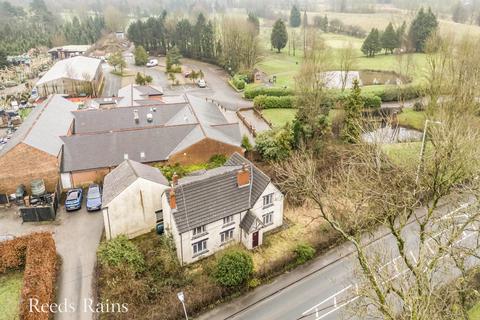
70;122;199;136
126;159;139;178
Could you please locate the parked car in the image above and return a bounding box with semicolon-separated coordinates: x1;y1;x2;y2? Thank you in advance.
146;59;158;67
197;79;206;88
184;71;191;78
65;188;83;211
86;184;102;211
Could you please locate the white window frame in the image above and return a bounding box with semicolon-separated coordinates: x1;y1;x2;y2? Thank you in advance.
193;239;207;254
262;211;273;225
223;215;234;225
263;193;274;207
192;225;206;236
220;228;234;243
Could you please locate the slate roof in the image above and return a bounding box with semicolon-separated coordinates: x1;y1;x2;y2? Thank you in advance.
62;94;241;172
102;160;168;206
167;152;272;233
240;210;264;232
36;56;101;86
117;84;164;107
0;95;77;157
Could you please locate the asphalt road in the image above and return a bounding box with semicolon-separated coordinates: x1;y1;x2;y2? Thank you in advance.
198;199;478;320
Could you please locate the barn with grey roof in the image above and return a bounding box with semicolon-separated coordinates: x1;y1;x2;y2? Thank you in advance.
60;94;243;188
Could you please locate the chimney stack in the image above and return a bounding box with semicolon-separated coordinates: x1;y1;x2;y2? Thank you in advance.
169;186;177;209
172;172;179;186
237;163;250;187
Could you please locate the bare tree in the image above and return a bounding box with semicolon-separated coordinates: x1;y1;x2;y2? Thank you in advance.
338;42;357;92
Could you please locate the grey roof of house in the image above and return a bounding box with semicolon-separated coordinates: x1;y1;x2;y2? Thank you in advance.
62;94;241;172
240;210;264;232
36;56;101;86
0;95;77;157
167;152;272;233
102;159;168;206
116;85;164;107
62;124;199;172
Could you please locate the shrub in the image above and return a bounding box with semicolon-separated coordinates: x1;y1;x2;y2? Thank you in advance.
214;249;253;287
0;232;57;320
294;243;316;265
248;278;261;288
253;95;294;109
98;236;145;273
255;125;294;161
207;154;227;169
244;87;294;99
413;101;425;112
232;74;247;90
374;84;423;102
241;135;253;152
362;93;382;109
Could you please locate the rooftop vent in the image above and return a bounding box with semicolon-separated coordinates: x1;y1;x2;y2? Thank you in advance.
133;109;139;124
147;113;153;123
124;153;129;160
140;152;145;160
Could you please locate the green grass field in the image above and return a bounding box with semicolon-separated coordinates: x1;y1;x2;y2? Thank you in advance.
262;108;298;127
469;302;480;319
397;109;426;131
0;271;23;320
381;142;423;167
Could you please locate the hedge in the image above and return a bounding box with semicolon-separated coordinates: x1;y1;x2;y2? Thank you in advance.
253;95;295;109
0;232;57;320
232;75;246;90
244;87;294;100
365;84;424;102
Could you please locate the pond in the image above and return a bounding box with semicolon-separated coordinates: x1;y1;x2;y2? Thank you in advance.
324;70;409;89
362;125;423;144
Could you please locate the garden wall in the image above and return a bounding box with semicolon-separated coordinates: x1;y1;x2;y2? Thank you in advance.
0;232;57;320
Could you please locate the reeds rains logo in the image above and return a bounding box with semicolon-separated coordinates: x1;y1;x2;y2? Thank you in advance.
29;298;128;314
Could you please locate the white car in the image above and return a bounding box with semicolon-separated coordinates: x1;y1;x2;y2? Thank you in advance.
146;59;158;67
197;79;206;88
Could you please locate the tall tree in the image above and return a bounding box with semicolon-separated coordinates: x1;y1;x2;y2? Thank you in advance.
247;12;260;35
381;22;398;54
341;79;363;143
408;7;438;52
396;21;407;50
134;45;148;66
290;5;301;27
0;49;8;68
361;28;381;57
271;19;288;53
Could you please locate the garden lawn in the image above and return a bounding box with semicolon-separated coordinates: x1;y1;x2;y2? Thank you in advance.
469;302;480;319
381;142;433;167
0;271;23;320
262;108;297;128
397;109;426;131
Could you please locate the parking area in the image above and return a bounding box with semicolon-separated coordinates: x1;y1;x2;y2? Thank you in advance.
0;200;104;320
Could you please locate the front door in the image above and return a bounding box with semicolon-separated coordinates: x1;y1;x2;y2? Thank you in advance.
252;231;259;248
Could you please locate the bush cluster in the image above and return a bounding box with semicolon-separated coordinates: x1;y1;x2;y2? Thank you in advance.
214;249;253;287
167;65;182;73
98;235;146;273
253;95;295;109
244;87;294;100
366;84;423;102
294;243;316;265
232;74;248;90
0;232;57;320
157;154;227;180
333;92;382;109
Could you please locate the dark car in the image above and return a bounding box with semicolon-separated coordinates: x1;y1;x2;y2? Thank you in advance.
65;188;83;211
86;184;102;211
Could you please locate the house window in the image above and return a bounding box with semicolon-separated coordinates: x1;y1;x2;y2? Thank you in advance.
193;225;206;236
263;193;274;207
220;229;234;243
193;239;207;255
223;215;234;225
263;212;273;225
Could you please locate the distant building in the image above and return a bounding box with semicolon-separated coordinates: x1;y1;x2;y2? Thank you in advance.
162;153;284;265
60;94;243;188
48;45;91;60
35;56;104;97
115;31;125;40
102;160;170;240
0;95;77;194
117;84;164;107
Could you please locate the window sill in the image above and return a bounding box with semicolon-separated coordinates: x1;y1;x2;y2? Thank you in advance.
222;221;236;228
263;203;274;209
192;250;209;258
192;232;208;240
263;222;274;227
220;239;235;247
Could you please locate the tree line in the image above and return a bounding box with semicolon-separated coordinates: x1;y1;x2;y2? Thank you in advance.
127;12;260;73
361;7;437;57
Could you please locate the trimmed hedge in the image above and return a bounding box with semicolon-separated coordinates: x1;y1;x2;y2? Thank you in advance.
254;95;295;109
244;87;294;100
366;84;424;102
0;232;57;320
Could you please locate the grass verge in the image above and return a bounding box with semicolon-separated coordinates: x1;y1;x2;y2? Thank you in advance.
0;271;23;320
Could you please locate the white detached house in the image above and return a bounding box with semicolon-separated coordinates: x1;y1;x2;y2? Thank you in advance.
162;152;284;265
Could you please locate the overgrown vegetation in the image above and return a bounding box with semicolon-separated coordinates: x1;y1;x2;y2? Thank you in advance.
214;249;254;287
155;154;227;181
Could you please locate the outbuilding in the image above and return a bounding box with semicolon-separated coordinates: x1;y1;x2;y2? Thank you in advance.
102;160;170;240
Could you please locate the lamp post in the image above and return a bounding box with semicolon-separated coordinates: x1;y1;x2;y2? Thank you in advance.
177;291;188;320
415;119;442;186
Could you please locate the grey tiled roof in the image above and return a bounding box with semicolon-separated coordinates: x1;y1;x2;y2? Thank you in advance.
167;153;272;234
62;125;198;172
102;160;168;206
0;95;76;157
240;210;264;232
